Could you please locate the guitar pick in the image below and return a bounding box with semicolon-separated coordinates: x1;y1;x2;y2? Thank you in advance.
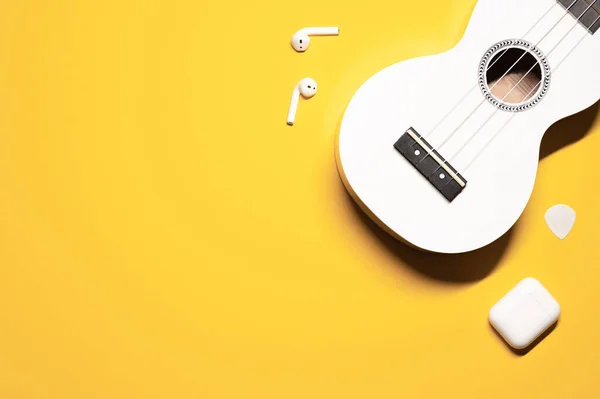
544;204;576;240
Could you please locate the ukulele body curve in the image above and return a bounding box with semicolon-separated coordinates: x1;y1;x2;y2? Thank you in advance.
337;0;600;253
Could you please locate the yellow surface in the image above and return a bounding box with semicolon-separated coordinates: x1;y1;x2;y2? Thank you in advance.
0;1;598;397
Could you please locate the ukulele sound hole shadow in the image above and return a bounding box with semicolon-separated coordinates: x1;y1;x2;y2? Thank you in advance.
486;48;542;105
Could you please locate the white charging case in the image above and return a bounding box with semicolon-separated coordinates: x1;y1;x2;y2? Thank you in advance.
489;278;560;349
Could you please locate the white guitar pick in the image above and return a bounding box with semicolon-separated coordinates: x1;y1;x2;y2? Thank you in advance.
544;204;576;240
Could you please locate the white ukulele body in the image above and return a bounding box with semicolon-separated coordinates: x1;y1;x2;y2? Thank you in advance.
336;0;600;254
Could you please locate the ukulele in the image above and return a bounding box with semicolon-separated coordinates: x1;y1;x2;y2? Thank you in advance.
336;0;600;254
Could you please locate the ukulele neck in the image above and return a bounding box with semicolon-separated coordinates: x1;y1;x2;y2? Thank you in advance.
558;0;600;34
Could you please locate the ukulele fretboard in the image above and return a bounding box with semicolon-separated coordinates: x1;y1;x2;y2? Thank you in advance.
558;0;600;34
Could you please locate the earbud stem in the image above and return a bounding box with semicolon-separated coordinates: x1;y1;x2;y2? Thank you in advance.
302;27;339;36
287;88;300;126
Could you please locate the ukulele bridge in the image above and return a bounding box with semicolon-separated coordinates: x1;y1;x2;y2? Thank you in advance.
394;127;467;202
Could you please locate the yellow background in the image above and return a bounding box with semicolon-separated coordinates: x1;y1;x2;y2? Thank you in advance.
0;0;598;397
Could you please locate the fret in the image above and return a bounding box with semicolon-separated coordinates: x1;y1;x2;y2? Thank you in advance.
557;0;600;34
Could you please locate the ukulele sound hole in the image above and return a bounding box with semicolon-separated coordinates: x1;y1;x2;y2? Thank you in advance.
486;48;542;104
478;39;550;112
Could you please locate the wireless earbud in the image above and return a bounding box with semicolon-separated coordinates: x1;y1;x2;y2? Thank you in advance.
291;27;339;52
287;78;318;126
